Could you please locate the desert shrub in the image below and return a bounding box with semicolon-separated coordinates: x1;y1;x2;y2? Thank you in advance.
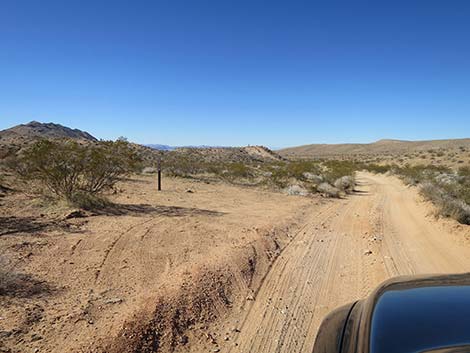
334;175;355;193
284;184;308;196
142;167;158;174
456;167;470;205
14;138;141;204
417;166;470;225
317;182;341;198
164;156;202;177
223;163;253;179
459;166;470;178
364;163;393;174
365;160;470;224
162;154;222;178
270;161;321;180
420;182;470;225
396;165;451;185
264;160;321;188
302;172;323;184
441;199;470;224
322;160;358;184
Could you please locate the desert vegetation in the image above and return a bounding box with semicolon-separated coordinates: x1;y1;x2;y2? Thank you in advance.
9;138;141;209
143;155;358;198
363;163;470;225
1;121;470;353
130;140;359;198
279;139;470;168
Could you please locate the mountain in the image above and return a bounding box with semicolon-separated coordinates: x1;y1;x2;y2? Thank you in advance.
0;121;97;144
145;144;175;151
146;144;231;150
0;121;98;159
279;138;470;159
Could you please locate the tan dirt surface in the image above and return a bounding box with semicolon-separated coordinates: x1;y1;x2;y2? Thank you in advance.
2;172;470;353
0;175;316;353
221;172;470;353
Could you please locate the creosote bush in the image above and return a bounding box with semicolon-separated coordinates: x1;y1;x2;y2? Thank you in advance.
15;138;141;207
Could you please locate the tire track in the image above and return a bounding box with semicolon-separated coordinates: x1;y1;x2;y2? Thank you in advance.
226;172;470;353
94;217;160;282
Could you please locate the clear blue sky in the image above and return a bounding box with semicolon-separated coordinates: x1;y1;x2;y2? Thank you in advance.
1;1;470;147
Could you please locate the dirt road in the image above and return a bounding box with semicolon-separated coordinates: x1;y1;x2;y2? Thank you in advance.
3;172;470;353
228;172;470;353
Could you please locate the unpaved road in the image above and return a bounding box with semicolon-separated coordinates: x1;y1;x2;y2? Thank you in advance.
228;172;470;353
3;172;470;353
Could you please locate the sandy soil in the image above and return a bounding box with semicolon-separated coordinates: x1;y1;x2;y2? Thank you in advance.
0;175;316;353
2;172;470;353
217;172;470;353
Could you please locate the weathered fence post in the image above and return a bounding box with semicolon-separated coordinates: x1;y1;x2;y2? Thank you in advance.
157;158;162;191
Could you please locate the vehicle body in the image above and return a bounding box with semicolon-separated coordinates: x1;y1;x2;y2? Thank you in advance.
313;273;470;353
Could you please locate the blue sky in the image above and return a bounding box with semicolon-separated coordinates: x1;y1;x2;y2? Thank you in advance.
1;1;470;147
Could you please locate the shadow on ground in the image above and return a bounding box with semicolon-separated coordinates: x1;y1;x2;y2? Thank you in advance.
0;216;49;236
0;215;86;236
351;189;370;196
0;271;54;299
93;203;226;217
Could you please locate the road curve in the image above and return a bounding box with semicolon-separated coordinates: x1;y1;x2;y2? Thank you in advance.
229;172;470;353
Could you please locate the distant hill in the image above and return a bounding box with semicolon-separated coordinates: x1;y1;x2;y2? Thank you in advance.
173;145;284;163
146;144;232;151
279;138;470;159
146;144;175;151
0;121;98;160
0;122;284;166
0;121;97;144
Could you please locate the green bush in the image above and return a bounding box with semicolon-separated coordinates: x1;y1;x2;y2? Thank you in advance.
15;138;141;205
363;164;393;174
395;164;451;185
322;160;359;183
223;163;253;179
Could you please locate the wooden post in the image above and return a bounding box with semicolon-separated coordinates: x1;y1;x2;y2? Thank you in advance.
157;158;162;191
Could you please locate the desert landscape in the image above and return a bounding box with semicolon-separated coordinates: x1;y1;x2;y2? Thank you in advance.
3;3;470;352
1;122;470;353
